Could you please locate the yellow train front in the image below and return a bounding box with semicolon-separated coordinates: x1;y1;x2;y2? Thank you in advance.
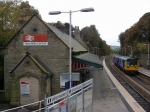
114;55;139;75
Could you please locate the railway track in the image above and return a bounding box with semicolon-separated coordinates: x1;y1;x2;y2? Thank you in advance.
105;55;150;112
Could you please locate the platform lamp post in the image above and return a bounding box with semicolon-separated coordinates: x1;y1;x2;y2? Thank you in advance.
97;48;101;57
49;8;94;89
94;47;98;55
128;46;132;57
123;47;126;56
144;44;149;69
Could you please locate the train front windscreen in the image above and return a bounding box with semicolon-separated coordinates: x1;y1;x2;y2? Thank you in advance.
127;59;138;66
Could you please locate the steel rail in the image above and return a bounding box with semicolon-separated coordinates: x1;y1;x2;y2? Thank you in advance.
109;55;150;103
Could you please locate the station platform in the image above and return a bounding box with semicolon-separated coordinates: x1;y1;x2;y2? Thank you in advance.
139;67;150;77
84;59;145;112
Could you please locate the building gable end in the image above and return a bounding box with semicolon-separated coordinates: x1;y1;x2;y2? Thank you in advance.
9;52;50;75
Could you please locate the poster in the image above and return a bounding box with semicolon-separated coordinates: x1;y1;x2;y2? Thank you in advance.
20;81;30;95
70;95;77;112
59;100;68;112
60;73;79;88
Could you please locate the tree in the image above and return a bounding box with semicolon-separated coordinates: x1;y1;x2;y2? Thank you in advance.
0;1;39;47
50;21;74;36
118;32;125;48
81;25;110;55
118;12;150;52
81;25;100;47
136;43;147;54
0;1;40;90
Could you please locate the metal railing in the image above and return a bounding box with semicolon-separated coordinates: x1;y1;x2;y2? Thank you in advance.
1;78;93;112
1;100;44;112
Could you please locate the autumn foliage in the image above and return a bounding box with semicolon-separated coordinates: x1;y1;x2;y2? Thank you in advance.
118;12;150;55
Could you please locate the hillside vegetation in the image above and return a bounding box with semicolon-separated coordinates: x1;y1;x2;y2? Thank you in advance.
119;12;150;55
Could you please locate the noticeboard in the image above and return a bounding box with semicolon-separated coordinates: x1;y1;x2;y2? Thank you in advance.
60;73;80;88
20;81;30;95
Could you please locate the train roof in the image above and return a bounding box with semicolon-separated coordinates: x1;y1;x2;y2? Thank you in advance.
114;55;137;60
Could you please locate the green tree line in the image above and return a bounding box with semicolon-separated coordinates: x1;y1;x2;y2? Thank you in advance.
81;25;110;55
118;12;150;56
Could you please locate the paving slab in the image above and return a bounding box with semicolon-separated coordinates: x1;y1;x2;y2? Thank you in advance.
84;69;130;112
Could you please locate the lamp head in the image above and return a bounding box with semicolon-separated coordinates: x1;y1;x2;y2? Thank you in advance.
80;8;94;12
49;11;61;15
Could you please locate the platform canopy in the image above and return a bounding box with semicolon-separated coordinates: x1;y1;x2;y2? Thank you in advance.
73;53;103;69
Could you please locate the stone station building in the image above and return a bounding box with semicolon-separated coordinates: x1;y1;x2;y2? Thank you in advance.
3;14;103;106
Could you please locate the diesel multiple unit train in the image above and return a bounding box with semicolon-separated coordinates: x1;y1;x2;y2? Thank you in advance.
113;55;139;74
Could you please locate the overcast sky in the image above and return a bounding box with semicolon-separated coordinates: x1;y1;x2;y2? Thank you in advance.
27;0;150;46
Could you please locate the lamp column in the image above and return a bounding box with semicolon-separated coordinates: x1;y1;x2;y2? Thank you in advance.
69;10;72;88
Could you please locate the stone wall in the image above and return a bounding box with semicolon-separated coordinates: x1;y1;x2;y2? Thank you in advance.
4;16;69;103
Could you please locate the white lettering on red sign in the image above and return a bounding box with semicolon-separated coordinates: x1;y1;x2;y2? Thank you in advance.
23;34;48;46
25;35;34;41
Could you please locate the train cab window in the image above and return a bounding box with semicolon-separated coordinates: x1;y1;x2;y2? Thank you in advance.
127;60;137;66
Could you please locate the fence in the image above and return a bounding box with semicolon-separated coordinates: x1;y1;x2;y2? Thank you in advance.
1;78;93;112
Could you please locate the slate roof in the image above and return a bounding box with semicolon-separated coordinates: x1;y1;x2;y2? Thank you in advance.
45;23;87;53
